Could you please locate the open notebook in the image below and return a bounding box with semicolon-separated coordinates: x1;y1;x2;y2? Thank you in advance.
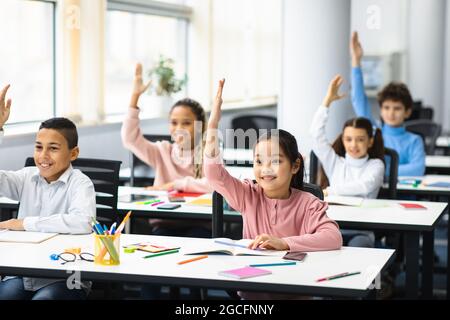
182;238;286;257
325;196;364;207
0;230;58;244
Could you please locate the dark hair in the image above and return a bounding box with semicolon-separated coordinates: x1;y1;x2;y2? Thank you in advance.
255;129;304;190
39;117;78;149
318;117;384;189
377;82;413;111
170;98;206;179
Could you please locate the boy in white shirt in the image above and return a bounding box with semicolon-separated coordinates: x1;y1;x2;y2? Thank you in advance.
0;84;96;300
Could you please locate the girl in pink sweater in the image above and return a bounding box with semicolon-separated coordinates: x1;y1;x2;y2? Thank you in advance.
204;80;342;299
122;63;213;194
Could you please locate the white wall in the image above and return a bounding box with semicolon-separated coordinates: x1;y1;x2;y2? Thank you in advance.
280;0;352;156
408;0;446;122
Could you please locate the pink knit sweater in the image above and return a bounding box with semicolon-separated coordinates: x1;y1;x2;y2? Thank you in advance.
204;155;342;252
121;107;213;193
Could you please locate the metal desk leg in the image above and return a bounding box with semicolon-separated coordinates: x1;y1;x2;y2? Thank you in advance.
421;230;434;299
447;198;450;300
405;231;420;299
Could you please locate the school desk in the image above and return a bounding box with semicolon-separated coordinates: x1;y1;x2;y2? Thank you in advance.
425;155;450;175
0;233;394;299
212;197;447;300
436;136;450;155
387;175;450;299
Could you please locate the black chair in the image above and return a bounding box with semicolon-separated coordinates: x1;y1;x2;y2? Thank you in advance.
231;115;277;149
309;148;398;200
405;120;442;155
409;101;434;121
25;157;122;223
129;134;172;186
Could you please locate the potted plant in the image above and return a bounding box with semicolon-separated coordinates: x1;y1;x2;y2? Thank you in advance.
146;55;187;115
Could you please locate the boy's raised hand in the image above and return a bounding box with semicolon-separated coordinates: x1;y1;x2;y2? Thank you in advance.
350;31;363;67
130;63;151;108
322;75;346;108
0;84;12;129
208;79;225;129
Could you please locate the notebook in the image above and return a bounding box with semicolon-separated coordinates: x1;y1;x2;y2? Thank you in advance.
219;266;272;279
398;203;428;210
124;242;180;253
0;230;58;243
182;238;286;257
185;194;213;207
325;196;364;207
425;182;450;188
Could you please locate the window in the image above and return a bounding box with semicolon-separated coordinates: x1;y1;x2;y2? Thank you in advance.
0;0;55;125
211;0;281;107
105;1;190;116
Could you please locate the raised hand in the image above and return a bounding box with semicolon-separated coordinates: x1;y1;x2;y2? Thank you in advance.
0;84;12;128
207;79;225;129
322;75;346;108
130;63;151;108
350;31;363;67
204;79;225;158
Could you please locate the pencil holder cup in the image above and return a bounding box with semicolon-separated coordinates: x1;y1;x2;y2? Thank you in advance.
94;234;120;266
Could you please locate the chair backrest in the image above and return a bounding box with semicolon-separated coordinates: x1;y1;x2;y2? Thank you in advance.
212;182;323;238
405;119;442;155
129;134;172;186
24;157;122;222
231;115;277;149
309;149;398;199
380;148;398;199
309;150;319;185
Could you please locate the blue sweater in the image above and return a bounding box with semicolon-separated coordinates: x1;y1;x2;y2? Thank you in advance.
351;67;425;177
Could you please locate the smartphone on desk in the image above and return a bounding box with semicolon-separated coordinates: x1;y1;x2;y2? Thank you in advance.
283;252;307;262
157;204;182;210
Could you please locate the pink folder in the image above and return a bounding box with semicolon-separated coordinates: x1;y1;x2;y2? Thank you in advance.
219;266;272;279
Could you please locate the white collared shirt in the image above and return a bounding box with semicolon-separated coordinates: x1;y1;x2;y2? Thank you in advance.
0;165;95;234
0;164;96;291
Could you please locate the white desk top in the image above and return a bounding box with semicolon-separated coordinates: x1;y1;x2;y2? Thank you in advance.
0;233;394;296
426;155;450;168
117;187;213;215
395;175;450;193
436;136;450;147
0;197;18;205
223;148;253;164
327;198;447;229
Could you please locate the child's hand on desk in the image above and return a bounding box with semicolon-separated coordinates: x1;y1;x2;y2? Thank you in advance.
322;75;346;108
130;63;151;108
145;182;175;191
0;219;24;231
0;84;12;128
248;234;289;251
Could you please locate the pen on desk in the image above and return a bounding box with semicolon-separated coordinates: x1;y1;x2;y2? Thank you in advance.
249;262;297;267
143;249;179;259
316;271;361;282
177;255;208;265
151;201;165;207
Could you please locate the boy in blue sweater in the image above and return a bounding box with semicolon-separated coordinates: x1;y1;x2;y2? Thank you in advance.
350;31;425;176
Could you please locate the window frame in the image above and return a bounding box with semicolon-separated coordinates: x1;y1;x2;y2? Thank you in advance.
3;0;57;126
104;0;192;116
